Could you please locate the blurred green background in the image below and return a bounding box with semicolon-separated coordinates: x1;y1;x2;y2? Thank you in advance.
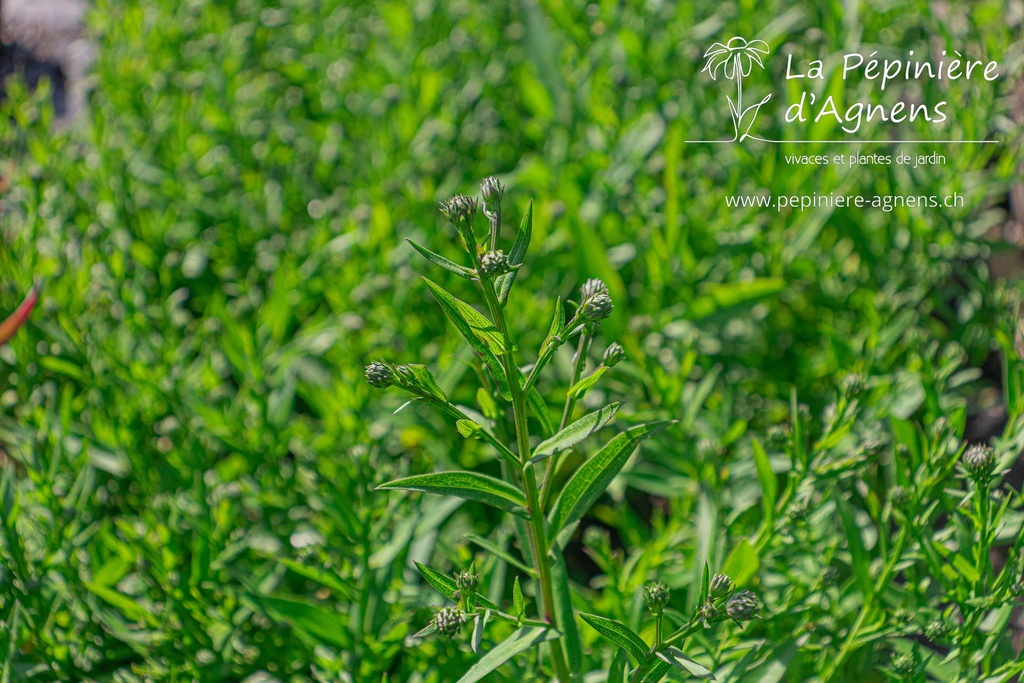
0;0;1022;680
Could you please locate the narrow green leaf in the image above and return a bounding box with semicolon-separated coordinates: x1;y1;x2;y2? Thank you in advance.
377;471;529;518
497;200;532;306
250;594;351;650
542;296;565;349
526;383;554;436
530;403;621;464
609;649;629;683
276;558;355;600
568;366;609;400
752;438;777;527
548;421;673;538
512;577;525;620
414;562;499;610
423;277;511;399
456;626;558;683
465;533;536;577
836;494;872;599
699;560;710;607
720;539;759;587
639;659;672;682
579;612;648;663
86;583;159;628
406;238;475;279
657;647;716;680
550;551;583;673
471;611;488;654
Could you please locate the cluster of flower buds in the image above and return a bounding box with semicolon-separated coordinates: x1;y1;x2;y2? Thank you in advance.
644;581;670;618
454;566;479;601
479;250;509;276
690;571;761;628
432;606;466;640
961;443;996;483
841;373;866;397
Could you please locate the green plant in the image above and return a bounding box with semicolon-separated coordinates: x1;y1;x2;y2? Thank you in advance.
366;180;761;681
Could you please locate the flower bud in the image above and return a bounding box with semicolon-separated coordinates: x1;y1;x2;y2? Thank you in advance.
581;292;613;322
439;194;478;226
890;653;915;676
709;573;732;599
961;444;996;483
433;607;466;640
644;581;670;617
479;250;509;276
603;342;625;367
481;176;504;206
1010;581;1024;597
365;360;394;388
924;619;949;642
454;567;479;595
697;601;718;625
580;278;609;301
889;485;909;508
439;194;478;252
726;590;759;621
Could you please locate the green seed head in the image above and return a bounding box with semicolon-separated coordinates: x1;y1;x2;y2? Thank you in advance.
961;444;996;483
889;485;909;508
644;581;670;616
924;619;949;642
580;278;609;301
841;373;865;396
479;250;509;276
365;360;394;388
1010;581;1024;597
603;342;625;367
581;292;614;322
726;590;759;621
709;573;733;599
433;607;466;639
480;176;504;206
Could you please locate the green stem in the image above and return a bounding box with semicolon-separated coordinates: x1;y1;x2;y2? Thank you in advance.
541;330;592;509
478;274;572;683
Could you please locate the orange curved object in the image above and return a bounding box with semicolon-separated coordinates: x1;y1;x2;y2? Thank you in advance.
0;283;40;345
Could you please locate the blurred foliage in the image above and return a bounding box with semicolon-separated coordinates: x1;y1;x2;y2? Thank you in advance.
0;0;1022;680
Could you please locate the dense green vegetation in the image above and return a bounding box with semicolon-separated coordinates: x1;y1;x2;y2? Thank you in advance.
1;0;1022;680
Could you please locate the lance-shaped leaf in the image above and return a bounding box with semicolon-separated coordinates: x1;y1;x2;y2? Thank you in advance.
568;366;609;400
530;403;621;464
423;277;511;399
396;364;448;403
406;239;476;279
378;471;529;518
512;577;525;620
656;647;716;680
0;282;39;345
551;552;582;673
456;626;559;683
466;533;535;576
414;562;499;610
579;612;649;663
497;201;532;307
548;421;673;539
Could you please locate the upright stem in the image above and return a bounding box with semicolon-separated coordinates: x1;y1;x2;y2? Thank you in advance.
478;274;572;683
733;60;743;141
541;330;592;509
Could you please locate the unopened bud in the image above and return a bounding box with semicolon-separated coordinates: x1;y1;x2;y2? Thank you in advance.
580;278;609;301
433;607;466;639
479;250;509;276
726;590;759;621
365;360;394;388
709;573;732;599
455;567;479;595
697;601;718;625
961;444;996;483
644;581;670;617
439;194;478;226
481;176;504;206
603;342;625;367
581;292;613;321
